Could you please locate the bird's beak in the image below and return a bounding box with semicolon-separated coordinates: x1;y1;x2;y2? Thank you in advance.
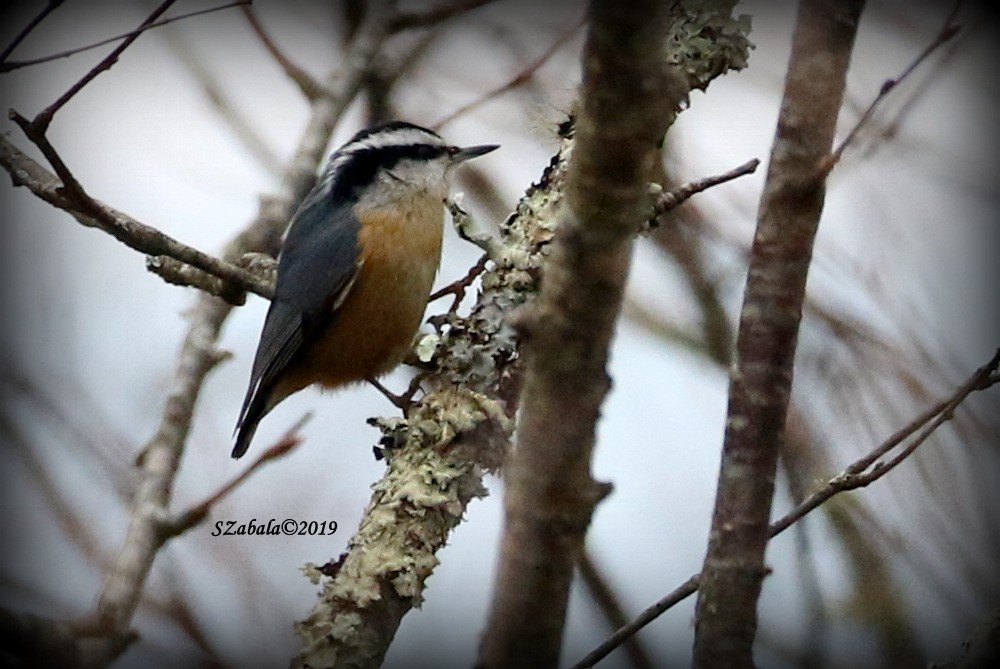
452;144;500;162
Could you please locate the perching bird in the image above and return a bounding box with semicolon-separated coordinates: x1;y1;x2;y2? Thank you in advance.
233;121;498;458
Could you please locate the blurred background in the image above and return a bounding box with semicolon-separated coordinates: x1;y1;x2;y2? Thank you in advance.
1;1;997;667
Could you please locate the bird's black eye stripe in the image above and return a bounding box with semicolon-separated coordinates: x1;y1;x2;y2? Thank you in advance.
329;143;447;199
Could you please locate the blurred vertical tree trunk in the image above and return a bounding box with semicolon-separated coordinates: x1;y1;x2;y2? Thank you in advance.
476;1;686;667
693;1;865;667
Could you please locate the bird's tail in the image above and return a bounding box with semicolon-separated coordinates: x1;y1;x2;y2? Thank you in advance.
232;386;272;459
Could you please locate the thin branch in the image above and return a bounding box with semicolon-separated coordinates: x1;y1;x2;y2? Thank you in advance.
578;551;655;669
653;159;759;218
819;0;961;175
0;1;251;73
431;15;584;131
644;158;759;232
388;0;497;33
573;348;1000;668
428;253;489;315
241;5;324;100
166;414;311;536
27;0;178;131
145;255;251;305
9;109;98;207
7;1;181;207
572;574;701;669
0;0;65;64
0;134;275;302
635;158;757;363
769;347;1000;536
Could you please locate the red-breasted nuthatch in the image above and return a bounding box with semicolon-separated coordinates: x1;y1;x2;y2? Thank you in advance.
233;121;498;458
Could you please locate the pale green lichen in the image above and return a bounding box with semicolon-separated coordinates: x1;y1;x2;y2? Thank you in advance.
294;135;572;668
301;562;325;585
665;0;754;95
414;333;440;362
294;14;755;660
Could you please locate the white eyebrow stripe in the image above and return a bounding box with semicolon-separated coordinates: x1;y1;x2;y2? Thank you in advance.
343;128;444;154
319;127;447;186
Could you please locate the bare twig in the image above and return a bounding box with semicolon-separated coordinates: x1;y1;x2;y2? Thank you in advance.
428;253;489;314
636;154;749;364
8;110;96;207
145;255;249;305
573;348;999;668
578;551;655;669
0;1;251;73
432;15;584;131
166;414;311;536
241;5;324;100
25;0;178;131
650;159;759;221
7;1;178;209
572;574;701;669
0;0;65;64
0;135;275;302
769;347;1000;535
819;0;961;175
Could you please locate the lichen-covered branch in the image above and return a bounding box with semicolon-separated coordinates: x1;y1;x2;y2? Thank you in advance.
692;2;865;667
291;6;752;667
293;122;574;669
475;1;687;666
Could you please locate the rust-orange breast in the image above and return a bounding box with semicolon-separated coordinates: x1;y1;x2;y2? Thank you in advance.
278;195;445;396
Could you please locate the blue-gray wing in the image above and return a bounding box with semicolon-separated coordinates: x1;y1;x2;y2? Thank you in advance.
233;190;361;457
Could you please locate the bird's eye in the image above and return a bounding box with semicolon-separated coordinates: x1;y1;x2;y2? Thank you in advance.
446;146;460;156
